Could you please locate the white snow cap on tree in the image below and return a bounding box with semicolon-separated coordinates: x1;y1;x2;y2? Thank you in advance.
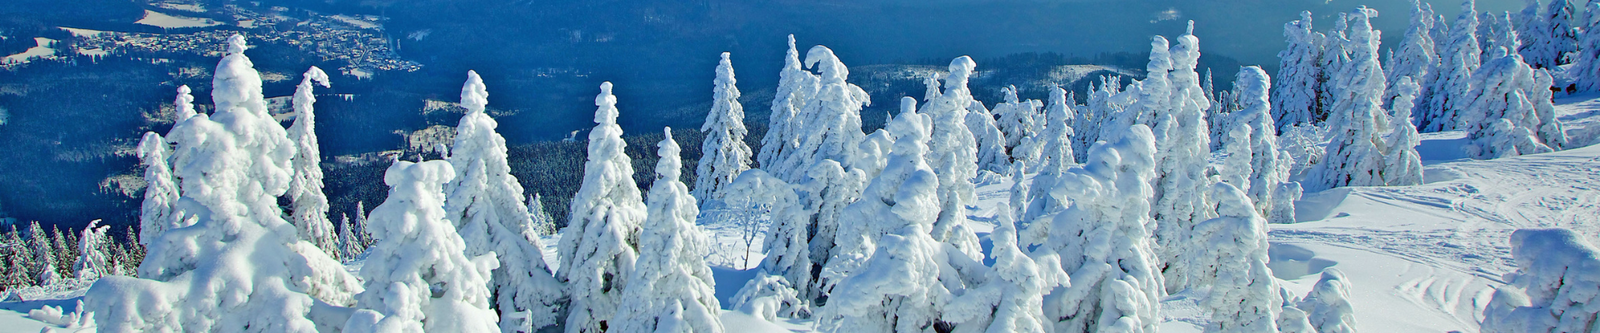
445;70;565;332
924;56;983;260
1383;76;1426;186
1309;8;1392;192
346;160;500;333
612;128;724;333
528;193;556;236
138;131;181;248
694;52;753;205
287;66;338;259
559;81;647;333
1481;228;1600;333
1188;183;1282;333
1299;269;1357;333
1273;11;1324;132
945;202;1069;333
74;220;110;280
758;35;821;178
1036;124;1164;333
773;45;869;183
1154;22;1214;294
86;35;360;333
1021;86;1078;222
1419;0;1483;132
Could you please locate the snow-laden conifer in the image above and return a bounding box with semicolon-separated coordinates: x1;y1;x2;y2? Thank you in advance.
1463;47;1553;159
945;203;1069;333
346;160;500;333
445;71;565;332
138;132;180;248
559;82;647;333
758;35;821;179
1021;86;1077;222
796;159;868;304
1154;22;1215;294
1516;0;1549;65
528;193;556;236
87;35;360;332
73;220;110;280
1481;228;1600;333
1274;11;1324;132
1387;0;1438;111
774;46;869;183
1535;0;1579;69
1231;67;1296;222
1299;269;1357;333
968;100;1010;174
1036;124;1163;333
2;227;33;289
1309;9;1391;192
923;56;983;259
1188;183;1282;332
994;86;1038;151
612;128;723;333
1419;0;1483;132
1384;76;1426;186
820;97;933;288
27;221;58;286
1529;69;1568;149
286;66;337;258
1318;13;1352;122
337;214;360;262
695;52;753;204
1574;3;1600;92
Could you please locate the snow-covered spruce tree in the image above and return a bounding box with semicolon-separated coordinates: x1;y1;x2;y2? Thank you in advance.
27;221;59;285
337;214;360;262
51;227;74;279
1462;47;1552;159
1033;124;1163;333
1231;66;1297;222
815;103;966;333
1574;3;1600;92
694;52;753;205
1386;0;1438;111
1309;9;1391;192
2;227;33;289
774;45;869;184
1529;69;1568;149
1317;13;1352;123
1008;162;1031;236
1299;269;1357;333
1383;76;1426;186
74;220;110;280
758;35;821;179
286;66;337;259
820;97;933;290
1535;0;1579;68
612;128;723;333
1021;86;1078;222
995;86;1038;152
446;71;566;332
921;56;983;259
1274;11;1324;132
87;35;361;332
528;193;556;236
1128;36;1173;133
1486;13;1522;57
1080;76;1127;160
968;99;1011;174
797;159;869;304
345;160;500;333
559;82;648;333
723;168;812;317
1188;183;1282;332
1516;0;1550;66
1481;228;1600;333
945;203;1069;333
1154;22;1214;294
1419;0;1483;132
137;131;180;248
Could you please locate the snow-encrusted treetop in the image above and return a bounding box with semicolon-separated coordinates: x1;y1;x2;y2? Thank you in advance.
612;128;724;333
175;85;197;122
461;70;489;114
287;66;336;257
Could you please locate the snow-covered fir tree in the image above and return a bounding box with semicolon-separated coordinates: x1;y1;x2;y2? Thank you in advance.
86;35;360;332
1153;22;1215;294
1188;183;1282;333
446;71;566;332
1080;76;1127;159
944;203;1069;333
344;160;500;333
994;86;1038;152
528;193;556;236
2;227;32;289
1274;11;1324;132
797;158;869;304
1035;124;1163;333
1462;47;1553;159
1383;76;1426;186
558;82;647;333
1309;9;1392;192
1536;0;1580;69
758;35;821;179
694;52;753;205
1419;0;1483;132
612;128;724;333
820;97;934;291
1231;66;1298;223
27;221;59;286
773;45;869;183
1299;269;1357;333
286;66;338;258
967;99;1011;174
1020;86;1078;222
1574;3;1600;92
73;220;110;280
1318;13;1352;122
1481;228;1600;333
1386;0;1438;111
137;131;180;248
922;56;984;259
337;214;361;262
1529;69;1568;149
1516;0;1549;64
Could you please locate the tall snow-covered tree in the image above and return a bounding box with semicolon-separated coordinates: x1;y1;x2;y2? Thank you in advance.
758;35;821;178
923;56;983;259
967;100;1011;174
26;221;58;285
1274;11;1324;132
994;86;1038;151
528;193;556;236
1188;183;1282;332
1386;0;1438;111
797;159;869;304
773;46;869;184
87;35;361;332
1536;0;1579;68
1318;13;1352;123
1153;22;1214;294
445;71;566;332
820;97;935;291
1383;76;1426;186
74;220;110;280
2;226;32;289
1481;228;1600;333
1299;269;1357;333
1574;3;1600;92
694;52;753;205
612;128;724;333
286;66;337;258
558;82;648;333
1462;47;1553;159
345;160;500;333
1309;9;1392;192
1516;0;1550;65
1419;0;1483;132
1021;86;1078;222
1231;66;1297;222
945;202;1069;333
1035;124;1163;333
337;214;360;262
1529;69;1568;149
137;131;180;248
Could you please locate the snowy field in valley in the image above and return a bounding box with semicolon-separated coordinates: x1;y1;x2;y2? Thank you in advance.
133;10;221;29
3;38;56;65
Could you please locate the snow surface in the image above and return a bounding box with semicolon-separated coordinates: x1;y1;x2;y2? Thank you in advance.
3;38;55;65
134;10;221;29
